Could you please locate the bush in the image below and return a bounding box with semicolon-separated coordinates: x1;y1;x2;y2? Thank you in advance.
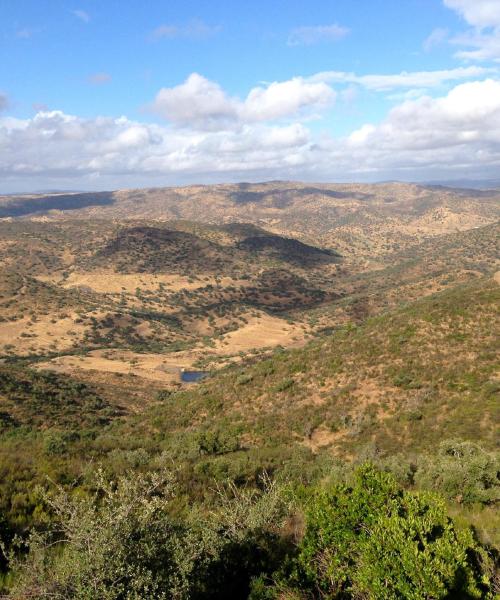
272;378;294;393
7;469;290;599
272;465;492;599
8;469;203;599
415;440;499;505
196;429;240;455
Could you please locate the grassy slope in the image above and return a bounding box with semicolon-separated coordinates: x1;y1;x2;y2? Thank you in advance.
126;276;499;460
0;275;497;540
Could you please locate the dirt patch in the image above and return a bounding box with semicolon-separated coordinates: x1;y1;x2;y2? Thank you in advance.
36;349;200;383
212;313;305;354
0;313;87;353
303;425;346;452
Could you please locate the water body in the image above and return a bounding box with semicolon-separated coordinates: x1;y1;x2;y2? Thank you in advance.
180;370;209;383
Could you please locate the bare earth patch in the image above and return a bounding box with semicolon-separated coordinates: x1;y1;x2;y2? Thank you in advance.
303;425;345;452
212;313;305;354
0;313;87;353
36;271;217;293
36;349;194;383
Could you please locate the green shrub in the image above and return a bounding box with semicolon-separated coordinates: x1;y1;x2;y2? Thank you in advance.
8;469;290;600
274;465;492;599
196;429;240;455
237;374;254;386
273;378;294;393
415;440;500;505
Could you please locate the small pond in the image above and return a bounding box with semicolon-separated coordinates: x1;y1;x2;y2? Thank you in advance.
180;370;209;383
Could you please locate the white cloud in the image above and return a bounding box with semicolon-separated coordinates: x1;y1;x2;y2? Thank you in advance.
150;73;334;130
72;9;90;23
150;19;221;41
0;110;313;181
444;0;500;61
87;72;112;85
150;74;239;130
451;29;500;61
3;80;500;189
287;24;350;46
343;79;500;174
311;66;495;90
243;79;334;121
423;28;449;52
444;0;500;28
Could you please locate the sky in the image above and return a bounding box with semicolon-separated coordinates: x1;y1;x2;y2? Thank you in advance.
1;0;500;192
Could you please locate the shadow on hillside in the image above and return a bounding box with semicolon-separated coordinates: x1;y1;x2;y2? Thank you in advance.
230;184;374;205
0;192;115;218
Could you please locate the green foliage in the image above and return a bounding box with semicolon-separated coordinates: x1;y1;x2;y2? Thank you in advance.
415;440;500;505
9;469;196;598
196;429;241;455
0;366;120;429
237;374;254;386
272;378;294;393
8;469;290;599
275;465;491;599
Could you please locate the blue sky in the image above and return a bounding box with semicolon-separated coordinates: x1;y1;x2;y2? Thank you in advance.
1;0;500;191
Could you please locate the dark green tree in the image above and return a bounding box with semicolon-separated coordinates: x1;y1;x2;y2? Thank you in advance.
271;465;492;599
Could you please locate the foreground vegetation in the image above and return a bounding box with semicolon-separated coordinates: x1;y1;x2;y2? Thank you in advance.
4;463;498;599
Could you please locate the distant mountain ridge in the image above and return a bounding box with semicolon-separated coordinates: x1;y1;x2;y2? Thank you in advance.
1;182;498;266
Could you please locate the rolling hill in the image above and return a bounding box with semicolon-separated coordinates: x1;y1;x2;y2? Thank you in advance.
0;182;498;596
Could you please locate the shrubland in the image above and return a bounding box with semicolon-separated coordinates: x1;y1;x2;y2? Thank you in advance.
0;275;498;597
0;192;498;597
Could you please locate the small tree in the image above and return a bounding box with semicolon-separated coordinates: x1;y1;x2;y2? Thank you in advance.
415;440;500;505
7;469;290;599
272;465;492;599
7;469;219;599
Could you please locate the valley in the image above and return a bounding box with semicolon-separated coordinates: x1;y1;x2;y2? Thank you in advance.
0;181;498;597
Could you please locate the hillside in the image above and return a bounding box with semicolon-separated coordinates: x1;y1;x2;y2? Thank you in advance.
1;216;498;388
0;220;341;382
0;275;497;550
1;182;498;268
116;276;499;461
0;198;498;597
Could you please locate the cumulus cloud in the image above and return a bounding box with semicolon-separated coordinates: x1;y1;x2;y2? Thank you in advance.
73;9;90;23
444;0;500;61
0;76;500;188
311;66;495;90
444;0;500;28
150;74;238;130
343;79;500;175
0;110;313;184
287;24;350;46
3;79;500;188
87;72;112;85
150;73;334;130
243;78;334;121
149;19;221;41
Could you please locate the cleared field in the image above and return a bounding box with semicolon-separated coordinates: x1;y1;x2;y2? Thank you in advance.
37;271;214;293
0;313;87;353
212;313;305;353
36;349;193;383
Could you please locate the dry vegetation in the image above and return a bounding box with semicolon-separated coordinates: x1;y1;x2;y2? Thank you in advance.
0;182;499;596
0;182;498;389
